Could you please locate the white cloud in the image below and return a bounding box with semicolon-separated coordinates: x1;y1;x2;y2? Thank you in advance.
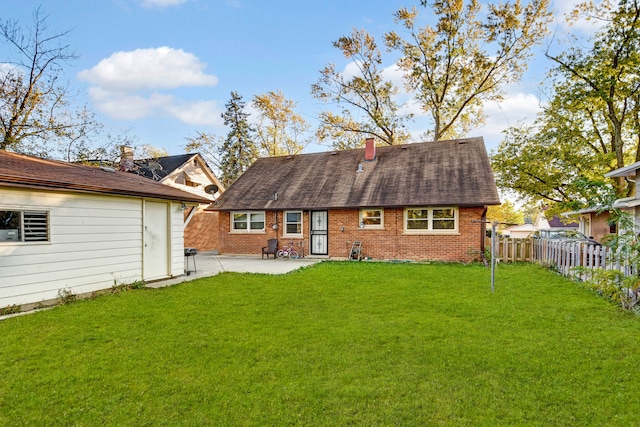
395;90;543;150
0;63;20;77
553;0;605;35
475;92;544;151
138;0;189;9
165;100;224;126
86;87;173;120
78;47;218;91
340;61;404;88
88;87;223;126
381;63;404;88
79;47;222;126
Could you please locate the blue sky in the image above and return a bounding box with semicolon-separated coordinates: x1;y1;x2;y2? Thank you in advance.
2;0;598;156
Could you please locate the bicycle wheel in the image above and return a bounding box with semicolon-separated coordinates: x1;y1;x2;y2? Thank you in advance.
289;250;300;259
276;249;285;258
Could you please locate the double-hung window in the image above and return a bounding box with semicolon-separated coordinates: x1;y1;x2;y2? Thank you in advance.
231;211;265;233
284;211;302;236
359;208;384;229
404;207;457;234
0;210;49;242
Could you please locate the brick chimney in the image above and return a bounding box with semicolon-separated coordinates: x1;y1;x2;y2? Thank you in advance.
365;137;376;161
119;145;134;172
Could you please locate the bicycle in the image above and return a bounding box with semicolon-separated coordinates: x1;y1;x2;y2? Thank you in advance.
277;241;300;259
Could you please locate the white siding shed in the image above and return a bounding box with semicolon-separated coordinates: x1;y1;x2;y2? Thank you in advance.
0;151;209;308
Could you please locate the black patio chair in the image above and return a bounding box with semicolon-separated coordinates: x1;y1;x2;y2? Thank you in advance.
262;238;278;259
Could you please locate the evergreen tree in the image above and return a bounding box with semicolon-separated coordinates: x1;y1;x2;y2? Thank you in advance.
219;91;257;187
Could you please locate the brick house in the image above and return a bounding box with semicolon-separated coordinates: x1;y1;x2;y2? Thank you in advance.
209;137;500;262
561;207;613;243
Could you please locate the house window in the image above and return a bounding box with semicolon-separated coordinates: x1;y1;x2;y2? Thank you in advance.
284;211;302;236
184;177;199;188
359;208;384;229
0;210;49;242
404;207;458;234
231;211;265;233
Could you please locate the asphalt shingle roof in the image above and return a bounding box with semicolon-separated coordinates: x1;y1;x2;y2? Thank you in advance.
132;154;196;181
0;150;210;203
212;137;500;210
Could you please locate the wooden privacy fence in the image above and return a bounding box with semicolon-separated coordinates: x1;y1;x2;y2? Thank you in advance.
493;237;532;262
493;237;635;278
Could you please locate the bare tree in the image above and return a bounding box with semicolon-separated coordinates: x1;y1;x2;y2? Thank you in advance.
0;7;96;155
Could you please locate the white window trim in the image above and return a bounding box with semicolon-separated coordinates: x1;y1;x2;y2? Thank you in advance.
403;207;459;235
0;209;50;244
230;211;266;234
283;210;303;237
359;208;384;229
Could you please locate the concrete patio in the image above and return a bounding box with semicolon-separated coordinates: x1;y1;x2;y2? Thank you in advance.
147;252;323;288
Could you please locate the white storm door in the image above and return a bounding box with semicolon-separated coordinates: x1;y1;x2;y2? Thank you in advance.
310;211;328;255
144;201;170;281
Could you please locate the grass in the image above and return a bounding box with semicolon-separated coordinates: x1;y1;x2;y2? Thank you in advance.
1;261;640;425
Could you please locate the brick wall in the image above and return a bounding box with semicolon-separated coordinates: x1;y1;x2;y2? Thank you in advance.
184;208;220;251
218;207;486;262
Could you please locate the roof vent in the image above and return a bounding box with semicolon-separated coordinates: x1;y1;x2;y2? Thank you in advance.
100;166;116;173
357;163;363;173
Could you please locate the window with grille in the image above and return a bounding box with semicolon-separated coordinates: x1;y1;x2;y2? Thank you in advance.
359;208;384;229
404;207;458;234
231;211;265;233
0;210;49;242
284;211;302;236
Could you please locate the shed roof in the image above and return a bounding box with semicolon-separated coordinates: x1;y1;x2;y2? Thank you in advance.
0;150;210;203
211;137;500;211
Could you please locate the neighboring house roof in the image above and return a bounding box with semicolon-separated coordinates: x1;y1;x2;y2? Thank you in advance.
212;137;500;211
504;215;576;237
612;196;640;209
604;164;640;209
0;150;210;204
505;224;535;231
130;153;223;201
132;154;196;181
548;215;578;228
562;205;613;216
605;161;640;178
502;223;535;237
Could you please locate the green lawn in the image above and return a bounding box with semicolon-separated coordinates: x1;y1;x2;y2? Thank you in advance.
1;262;639;425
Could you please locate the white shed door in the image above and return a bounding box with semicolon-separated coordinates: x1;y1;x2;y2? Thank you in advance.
144;201;170;281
